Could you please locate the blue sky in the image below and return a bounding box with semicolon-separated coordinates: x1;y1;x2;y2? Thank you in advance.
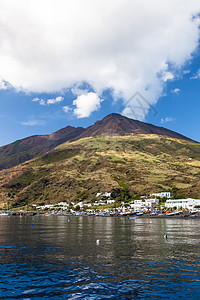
0;1;200;146
1;52;200;146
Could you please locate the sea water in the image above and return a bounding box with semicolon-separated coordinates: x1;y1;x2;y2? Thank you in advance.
0;216;199;299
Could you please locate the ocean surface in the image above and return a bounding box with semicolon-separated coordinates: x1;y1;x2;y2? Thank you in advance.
0;216;200;299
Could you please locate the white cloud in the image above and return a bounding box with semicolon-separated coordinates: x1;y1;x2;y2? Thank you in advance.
190;69;200;79
47;96;64;105
161;117;175;124
62;106;71;113
21;120;45;126
183;70;190;75
194;15;200;26
71;86;88;97
162;72;175;82
73;92;103;118
0;79;10;90
171;88;180;94
32;96;64;105
32;97;40;102
0;1;200;119
32;97;46;106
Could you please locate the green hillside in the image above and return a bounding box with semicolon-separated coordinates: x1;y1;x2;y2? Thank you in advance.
0;134;200;208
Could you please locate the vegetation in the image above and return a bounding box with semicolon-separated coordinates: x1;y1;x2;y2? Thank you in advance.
40;149;80;164
0;134;199;208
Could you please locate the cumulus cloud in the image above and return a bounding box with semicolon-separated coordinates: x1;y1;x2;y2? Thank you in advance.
171;88;180;94
62;106;71;113
32;96;64;105
32;97;46;106
162;72;175;82
0;0;200;119
47;96;64;105
161;117;175;124
73;92;103;118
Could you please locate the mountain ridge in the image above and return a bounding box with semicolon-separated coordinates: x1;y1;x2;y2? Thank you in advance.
1;134;200;208
0;113;197;170
0;126;85;170
74;113;196;142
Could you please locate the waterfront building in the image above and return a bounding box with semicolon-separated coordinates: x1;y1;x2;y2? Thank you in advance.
145;198;159;208
165;198;200;210
130;200;146;211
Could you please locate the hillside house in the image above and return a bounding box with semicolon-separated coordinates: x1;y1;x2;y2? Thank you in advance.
151;192;171;198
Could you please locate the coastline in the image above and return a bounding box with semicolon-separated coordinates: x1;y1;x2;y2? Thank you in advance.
1;211;200;219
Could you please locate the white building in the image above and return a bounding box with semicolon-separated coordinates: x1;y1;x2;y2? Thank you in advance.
145;198;159;208
165;198;200;210
57;202;69;207
74;202;84;208
130;200;146;211
96;193;102;197
83;203;92;207
151;192;171;198
104;192;111;197
93;200;106;206
106;200;115;204
36;204;55;210
96;192;111;198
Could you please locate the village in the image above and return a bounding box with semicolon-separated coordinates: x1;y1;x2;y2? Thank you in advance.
33;191;200;217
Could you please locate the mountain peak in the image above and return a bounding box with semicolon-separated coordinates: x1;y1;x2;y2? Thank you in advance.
0;113;196;170
76;113;195;142
102;112;122;119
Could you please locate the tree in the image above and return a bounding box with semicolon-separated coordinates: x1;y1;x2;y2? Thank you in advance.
159;196;167;204
172;194;186;199
75;205;80;211
111;189;121;199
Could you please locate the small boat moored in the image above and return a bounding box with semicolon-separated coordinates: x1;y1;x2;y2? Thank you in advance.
0;212;9;216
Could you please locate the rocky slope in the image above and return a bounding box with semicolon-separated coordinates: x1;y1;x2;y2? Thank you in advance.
0;126;84;170
0;113;196;171
75;113;195;141
0;134;199;208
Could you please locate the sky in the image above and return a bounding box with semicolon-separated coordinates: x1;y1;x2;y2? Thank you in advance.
0;0;200;146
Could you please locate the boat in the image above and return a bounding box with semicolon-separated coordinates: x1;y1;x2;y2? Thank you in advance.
167;211;182;216
0;212;9;216
44;212;52;216
136;212;143;216
109;212;118;217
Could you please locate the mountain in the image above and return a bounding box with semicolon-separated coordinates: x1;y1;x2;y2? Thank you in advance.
0;126;84;170
75;113;195;141
1;134;200;208
0;113;196;171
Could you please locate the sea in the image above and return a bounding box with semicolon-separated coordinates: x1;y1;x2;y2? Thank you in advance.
0;216;200;299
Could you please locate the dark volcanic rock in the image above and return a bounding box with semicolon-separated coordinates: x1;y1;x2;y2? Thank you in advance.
75;113;195;142
0;113;196;170
0;126;85;170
